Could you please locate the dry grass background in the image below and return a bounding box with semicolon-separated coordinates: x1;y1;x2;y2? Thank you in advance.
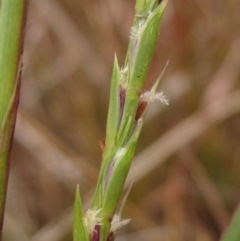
2;0;240;240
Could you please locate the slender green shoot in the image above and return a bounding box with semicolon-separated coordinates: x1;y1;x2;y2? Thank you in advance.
0;0;28;238
73;1;169;240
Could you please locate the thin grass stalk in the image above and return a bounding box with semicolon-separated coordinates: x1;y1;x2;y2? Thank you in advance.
0;0;29;238
73;1;168;241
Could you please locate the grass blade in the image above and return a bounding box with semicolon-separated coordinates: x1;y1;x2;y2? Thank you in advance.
73;186;89;241
0;0;28;238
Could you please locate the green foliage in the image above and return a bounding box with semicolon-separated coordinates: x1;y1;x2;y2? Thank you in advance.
73;0;240;240
0;0;25;126
0;1;27;238
73;0;168;240
73;186;89;241
101;120;143;218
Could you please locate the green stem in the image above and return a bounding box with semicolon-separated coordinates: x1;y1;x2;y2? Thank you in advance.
0;0;28;238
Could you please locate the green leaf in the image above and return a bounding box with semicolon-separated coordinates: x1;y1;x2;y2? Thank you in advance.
89;1;168;240
101;120;143;218
104;54;120;158
73;186;89;241
0;0;28;237
91;55;120;209
130;0;167;89
220;203;240;241
0;0;25;126
119;1;167;142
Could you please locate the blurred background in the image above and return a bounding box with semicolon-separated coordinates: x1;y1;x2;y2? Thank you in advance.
3;0;240;240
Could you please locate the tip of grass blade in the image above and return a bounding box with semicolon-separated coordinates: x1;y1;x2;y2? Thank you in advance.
73;185;89;241
151;60;169;94
117;181;134;216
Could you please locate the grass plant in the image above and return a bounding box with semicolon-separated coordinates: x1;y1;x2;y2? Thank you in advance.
0;0;28;239
72;1;240;241
73;1;169;240
1;1;240;241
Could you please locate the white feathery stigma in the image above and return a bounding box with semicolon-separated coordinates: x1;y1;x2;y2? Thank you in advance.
83;207;102;236
141;91;169;105
130;19;145;40
110;214;131;233
130;26;138;40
